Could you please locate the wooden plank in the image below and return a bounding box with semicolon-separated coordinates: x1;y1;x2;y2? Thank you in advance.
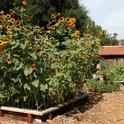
0;110;4;117
0;94;88;116
27;114;33;123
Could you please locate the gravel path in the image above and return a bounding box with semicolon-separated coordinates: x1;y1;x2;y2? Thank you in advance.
1;86;124;124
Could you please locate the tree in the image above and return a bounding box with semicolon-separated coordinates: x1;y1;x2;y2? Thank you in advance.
85;18;103;38
28;0;88;35
101;33;119;46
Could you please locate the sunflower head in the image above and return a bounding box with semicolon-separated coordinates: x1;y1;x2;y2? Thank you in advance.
50;13;56;19
9;9;14;15
9;18;15;24
14;19;21;27
28;16;33;21
6;14;11;20
31;64;36;70
69;83;76;89
67;21;75;28
21;0;28;6
58;17;65;23
74;30;80;37
59;67;64;73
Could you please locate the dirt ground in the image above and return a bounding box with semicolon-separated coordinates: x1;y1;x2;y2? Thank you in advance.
0;85;124;124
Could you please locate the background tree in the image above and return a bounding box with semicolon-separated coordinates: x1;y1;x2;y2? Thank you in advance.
101;33;119;46
27;0;88;35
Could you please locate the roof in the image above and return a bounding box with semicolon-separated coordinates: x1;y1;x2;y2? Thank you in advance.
98;46;124;56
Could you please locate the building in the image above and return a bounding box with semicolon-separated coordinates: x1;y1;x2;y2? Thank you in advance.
98;46;124;65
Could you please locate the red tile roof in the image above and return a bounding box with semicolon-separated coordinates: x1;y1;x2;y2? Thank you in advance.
98;46;124;56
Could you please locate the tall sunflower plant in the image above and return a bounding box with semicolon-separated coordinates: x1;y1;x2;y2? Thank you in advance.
0;2;100;109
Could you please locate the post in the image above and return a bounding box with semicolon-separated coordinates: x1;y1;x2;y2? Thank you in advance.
27;114;33;123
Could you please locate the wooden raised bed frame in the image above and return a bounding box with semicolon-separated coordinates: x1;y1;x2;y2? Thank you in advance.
0;94;88;123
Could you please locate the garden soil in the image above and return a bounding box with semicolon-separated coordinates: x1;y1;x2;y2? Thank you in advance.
1;85;124;124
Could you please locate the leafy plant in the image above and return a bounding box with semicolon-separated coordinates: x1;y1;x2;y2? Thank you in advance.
0;3;100;110
86;80;120;93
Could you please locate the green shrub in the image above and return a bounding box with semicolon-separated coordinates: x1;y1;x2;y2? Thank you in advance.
87;80;120;93
107;64;124;81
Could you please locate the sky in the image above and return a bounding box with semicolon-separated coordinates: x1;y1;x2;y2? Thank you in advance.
79;0;124;39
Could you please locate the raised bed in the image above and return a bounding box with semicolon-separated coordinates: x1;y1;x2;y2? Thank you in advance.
0;94;88;123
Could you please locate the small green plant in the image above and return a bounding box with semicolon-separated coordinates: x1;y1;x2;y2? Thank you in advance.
87;80;120;93
107;64;124;81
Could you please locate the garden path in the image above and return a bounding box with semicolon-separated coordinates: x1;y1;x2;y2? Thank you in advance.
0;85;124;124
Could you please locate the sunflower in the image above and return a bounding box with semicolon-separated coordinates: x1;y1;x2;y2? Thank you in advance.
23;26;30;32
31;64;36;70
58;17;65;23
14;19;21;27
67;21;75;28
47;22;52;29
59;67;64;73
9;9;14;15
50;25;55;30
77;53;83;59
57;13;61;17
69;18;76;23
69;83;76;89
34;26;41;33
74;30;80;37
0;39;8;49
28;16;33;21
6;14;11;20
65;17;70;21
6;25;13;34
50;13;56;19
21;0;28;6
0;40;4;46
9;18;15;24
42;52;48;58
6;25;12;31
2;19;6;25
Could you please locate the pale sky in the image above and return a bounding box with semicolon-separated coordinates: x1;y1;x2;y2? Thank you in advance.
79;0;124;39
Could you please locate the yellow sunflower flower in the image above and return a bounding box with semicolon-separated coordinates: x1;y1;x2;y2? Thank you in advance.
6;25;12;31
66;18;76;23
2;19;7;25
67;21;75;28
21;0;28;6
34;26;41;33
47;22;52;29
58;17;65;23
74;30;80;37
6;25;13;34
0;40;4;46
9;9;14;15
50;13;56;19
9;18;15;24
69;83;76;89
59;67;64;73
14;19;21;27
31;64;36;70
0;39;8;49
6;14;11;20
57;13;61;17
